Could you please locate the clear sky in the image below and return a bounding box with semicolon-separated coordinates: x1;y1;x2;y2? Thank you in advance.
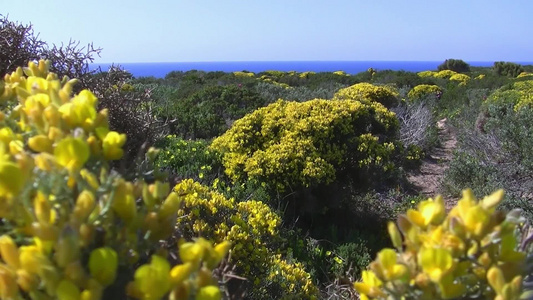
3;0;532;63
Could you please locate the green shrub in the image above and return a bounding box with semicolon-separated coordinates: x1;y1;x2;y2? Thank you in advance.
493;61;524;78
437;59;471;73
167;85;267;139
154;135;224;184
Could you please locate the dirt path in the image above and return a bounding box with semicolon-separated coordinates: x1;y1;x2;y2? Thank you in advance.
407;118;457;209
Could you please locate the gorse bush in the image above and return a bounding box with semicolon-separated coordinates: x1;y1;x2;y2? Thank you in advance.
173;179;318;299
0;60;228;299
407;84;442;101
332;83;400;108
210;98;399;193
354;189;533;300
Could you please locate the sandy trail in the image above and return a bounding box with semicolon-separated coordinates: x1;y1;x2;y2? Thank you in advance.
407;118;457;209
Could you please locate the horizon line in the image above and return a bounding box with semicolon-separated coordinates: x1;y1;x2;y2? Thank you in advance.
91;59;533;65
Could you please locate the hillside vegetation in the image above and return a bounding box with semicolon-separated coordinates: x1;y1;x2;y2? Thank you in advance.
1;16;533;299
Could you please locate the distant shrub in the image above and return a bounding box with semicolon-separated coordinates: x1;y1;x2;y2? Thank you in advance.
407;84;442;101
154;135;224;185
254;81;341;103
449;73;471;85
437;58;471;73
168;85;267;139
493;61;524;78
333;83;400;108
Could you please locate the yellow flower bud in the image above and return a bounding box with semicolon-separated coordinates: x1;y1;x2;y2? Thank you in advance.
0;160;24;198
111;180;137;223
20;245;47;275
179;242;204;266
206;241;231;269
28;135;53;153
88;247;118;287
142;183;156;209
80;169;99;190
43;105;60;127
0;235;20;269
0;266;19;299
170;263;193;285
74;190;96;221
47;126;64;142
16;269;39;292
54;137;90;172
159;192;181;220
133;255;171;299
102;131;126;160
387;221;403;250
80;279;103;300
196;285;222;300
56;280;80;300
78;224;95;248
34;191;54;224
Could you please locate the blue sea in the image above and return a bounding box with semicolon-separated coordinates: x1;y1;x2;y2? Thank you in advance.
89;61;532;79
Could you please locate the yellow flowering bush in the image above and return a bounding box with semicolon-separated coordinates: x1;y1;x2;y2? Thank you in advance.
407;84;442;101
354;189;533;300
232;71;255;78
333;82;400;108
517;72;533;79
0;60;228;299
433;70;458;79
449;73;471;86
484;80;533;111
210;98;398;192
173;179;318;299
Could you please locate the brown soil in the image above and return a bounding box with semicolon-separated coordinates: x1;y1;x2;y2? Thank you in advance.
407;118;457;209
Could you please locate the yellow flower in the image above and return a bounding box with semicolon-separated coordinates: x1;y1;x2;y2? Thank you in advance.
56;279;81;300
196;285;221;300
102;131;126;160
111;179;137;223
132;255;171;300
372;248;409;282
0;160;24;198
353;270;384;299
28;135;53;153
407;196;445;228
169;262;193;285
88;247;118;287
58;90;98;130
0;235;20;269
54;137;90;171
417;247;453;282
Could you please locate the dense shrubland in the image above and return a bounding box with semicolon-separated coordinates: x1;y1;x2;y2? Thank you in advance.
2;15;533;299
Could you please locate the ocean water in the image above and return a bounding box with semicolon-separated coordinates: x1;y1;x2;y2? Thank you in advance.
89;61;530;79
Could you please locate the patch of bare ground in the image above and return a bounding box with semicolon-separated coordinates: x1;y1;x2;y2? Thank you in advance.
407;118;457;209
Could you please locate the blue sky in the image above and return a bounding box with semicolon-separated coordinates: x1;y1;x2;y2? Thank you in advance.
3;0;532;63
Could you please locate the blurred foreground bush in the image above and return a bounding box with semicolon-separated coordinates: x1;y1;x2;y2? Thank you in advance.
0;60;228;299
354;189;533;300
